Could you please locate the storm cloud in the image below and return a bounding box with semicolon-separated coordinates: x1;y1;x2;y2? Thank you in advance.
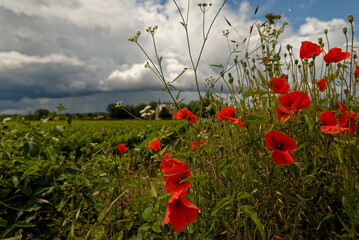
0;0;355;114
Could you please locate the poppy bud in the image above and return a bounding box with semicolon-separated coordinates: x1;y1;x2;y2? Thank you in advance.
354;54;357;59
286;44;291;51
324;29;328;34
228;73;234;84
312;53;316;59
220;71;224;77
293;81;298;91
344;87;349;95
343;27;347;35
245;52;249;58
284;53;287;58
268;80;273;87
318;38;322;45
295;59;298;65
348;15;354;23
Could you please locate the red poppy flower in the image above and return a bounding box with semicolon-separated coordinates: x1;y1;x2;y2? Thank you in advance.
324;48;351;63
216;106;239;123
117;144;128;153
163;191;199;231
160;157;191;195
268;77;290;94
316;78;327;92
265;130;296;165
299;41;322;59
278;91;311;111
174;109;197;124
162;153;172;161
147;137;162;151
276;107;296;122
356;66;359;77
216;106;247;128
190;140;205;149
336;101;358;134
320;110;348;134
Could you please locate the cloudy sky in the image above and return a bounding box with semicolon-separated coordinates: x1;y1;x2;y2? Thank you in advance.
0;0;358;114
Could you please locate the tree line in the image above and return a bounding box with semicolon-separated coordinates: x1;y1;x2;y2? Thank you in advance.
0;100;213;121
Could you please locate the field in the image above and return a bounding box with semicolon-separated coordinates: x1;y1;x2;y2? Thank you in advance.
2;1;359;239
0;119;186;239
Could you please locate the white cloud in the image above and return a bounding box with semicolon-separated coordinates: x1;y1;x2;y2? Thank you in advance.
0;51;84;72
100;62;161;91
281;17;353;57
0;0;357;114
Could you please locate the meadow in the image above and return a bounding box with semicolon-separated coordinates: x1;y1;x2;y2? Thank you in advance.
1;0;359;239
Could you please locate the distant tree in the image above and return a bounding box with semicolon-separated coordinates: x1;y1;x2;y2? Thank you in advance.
107;104;132;119
149;101;157;110
34;109;50;120
159;107;172;119
186;99;214;117
134;103;147;117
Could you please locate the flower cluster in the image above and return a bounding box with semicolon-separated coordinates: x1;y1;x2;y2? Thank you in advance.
160;153;199;231
140;105;155;118
190;140;205;149
320;101;358;134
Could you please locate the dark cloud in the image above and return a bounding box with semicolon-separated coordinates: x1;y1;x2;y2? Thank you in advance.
0;0;354;114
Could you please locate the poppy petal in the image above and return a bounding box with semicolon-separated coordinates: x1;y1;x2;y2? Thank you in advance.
272;150;295;165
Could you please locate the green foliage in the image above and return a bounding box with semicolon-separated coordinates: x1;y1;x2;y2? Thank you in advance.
2;0;359;239
0;118;184;239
